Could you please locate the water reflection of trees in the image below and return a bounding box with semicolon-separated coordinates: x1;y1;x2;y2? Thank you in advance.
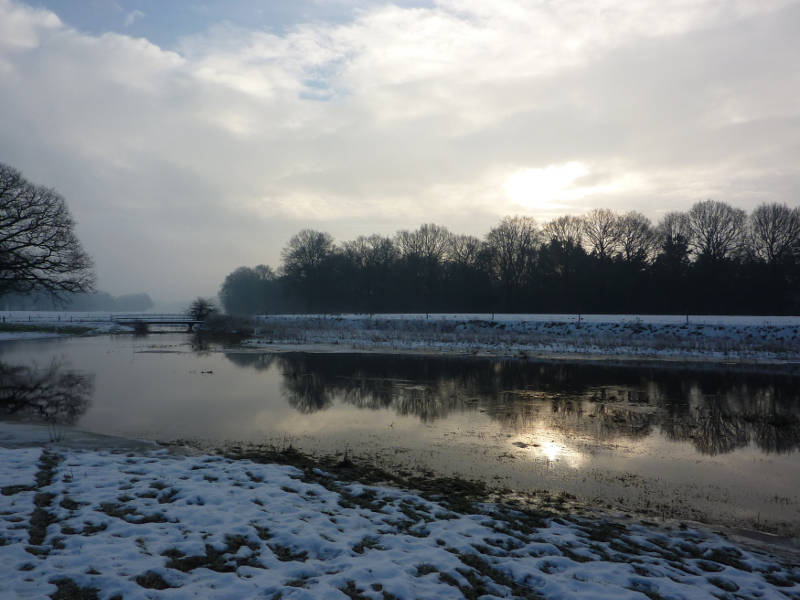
660;383;800;455
224;353;277;371
225;352;800;455
0;361;94;425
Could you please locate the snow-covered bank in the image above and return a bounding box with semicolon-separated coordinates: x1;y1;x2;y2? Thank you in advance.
0;331;63;342
0;311;142;341
2;443;799;600
245;314;800;364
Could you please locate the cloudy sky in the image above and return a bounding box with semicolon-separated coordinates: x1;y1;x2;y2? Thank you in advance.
1;0;798;303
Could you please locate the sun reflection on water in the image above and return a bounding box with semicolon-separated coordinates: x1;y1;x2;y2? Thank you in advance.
512;431;586;468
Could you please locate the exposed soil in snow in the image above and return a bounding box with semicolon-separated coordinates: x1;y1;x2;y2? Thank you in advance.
1;426;799;599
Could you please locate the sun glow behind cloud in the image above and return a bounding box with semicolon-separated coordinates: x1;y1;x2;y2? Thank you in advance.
503;163;647;214
504;162;589;210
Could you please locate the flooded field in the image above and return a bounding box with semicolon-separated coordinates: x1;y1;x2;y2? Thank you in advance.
1;333;799;535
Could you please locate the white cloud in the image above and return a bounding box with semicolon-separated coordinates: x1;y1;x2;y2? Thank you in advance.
0;0;798;299
123;9;145;27
0;0;60;54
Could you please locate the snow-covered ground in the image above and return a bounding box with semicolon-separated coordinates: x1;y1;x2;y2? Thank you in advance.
2;441;799;600
0;311;144;340
0;331;64;341
0;310;120;324
247;314;800;363
266;313;800;326
2;310;800;361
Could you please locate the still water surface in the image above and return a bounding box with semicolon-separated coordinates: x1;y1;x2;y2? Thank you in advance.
2;334;799;535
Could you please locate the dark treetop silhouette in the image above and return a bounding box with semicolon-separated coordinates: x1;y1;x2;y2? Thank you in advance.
0;163;94;299
221;200;800;316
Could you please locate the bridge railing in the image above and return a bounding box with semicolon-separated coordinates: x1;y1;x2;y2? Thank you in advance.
111;314;197;322
0;312;197;324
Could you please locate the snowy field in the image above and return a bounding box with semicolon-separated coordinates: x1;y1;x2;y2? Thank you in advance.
248;314;800;362
2;445;799;600
266;313;800;326
0;311;168;339
1;310;800;361
0;311;120;324
0;311;127;339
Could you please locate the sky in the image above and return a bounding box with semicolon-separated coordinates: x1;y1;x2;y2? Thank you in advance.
0;0;798;303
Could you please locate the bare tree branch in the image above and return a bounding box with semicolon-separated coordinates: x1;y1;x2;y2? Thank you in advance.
0;163;95;299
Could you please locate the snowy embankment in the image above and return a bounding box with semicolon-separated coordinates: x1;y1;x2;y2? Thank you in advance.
2;445;799;600
246;314;800;363
0;311;139;341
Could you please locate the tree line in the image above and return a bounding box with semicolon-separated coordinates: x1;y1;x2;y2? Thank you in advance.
221;199;800;316
0;290;154;312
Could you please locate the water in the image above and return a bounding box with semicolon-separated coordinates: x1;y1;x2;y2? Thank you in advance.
2;333;799;535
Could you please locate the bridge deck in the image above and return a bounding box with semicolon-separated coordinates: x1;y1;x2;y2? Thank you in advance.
114;319;202;325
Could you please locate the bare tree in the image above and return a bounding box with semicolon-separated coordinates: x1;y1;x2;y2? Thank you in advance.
617;211;656;264
280;229;337;311
485;216;538;308
342;234;398;312
0;163;94;298
543;215;584;247
342;235;397;271
187;297;218;321
281;229;335;279
582;208;621;260
395;224;453;314
655;211;690;247
449;234;484;268
748;203;800;264
686;200;747;262
395;223;452;263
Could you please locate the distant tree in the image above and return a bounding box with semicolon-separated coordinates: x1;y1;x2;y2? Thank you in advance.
395;224;452;313
684;200;747;313
746;203;800;313
187;297;218;321
485;216;538;310
281;230;335;278
543;215;584;247
395;223;452;262
220;265;276;315
447;234;492;311
654;213;692;276
686;199;747;263
0;163;95;298
656;211;691;246
537;237;591;313
617;211;655;265
748;203;800;265
449;234;484;267
582;208;621;261
341;235;398;313
280;229;335;311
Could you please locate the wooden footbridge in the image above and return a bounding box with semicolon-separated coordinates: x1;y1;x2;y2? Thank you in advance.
111;314;202;331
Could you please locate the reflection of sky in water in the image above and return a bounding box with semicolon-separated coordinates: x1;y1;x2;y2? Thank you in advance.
1;334;800;534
